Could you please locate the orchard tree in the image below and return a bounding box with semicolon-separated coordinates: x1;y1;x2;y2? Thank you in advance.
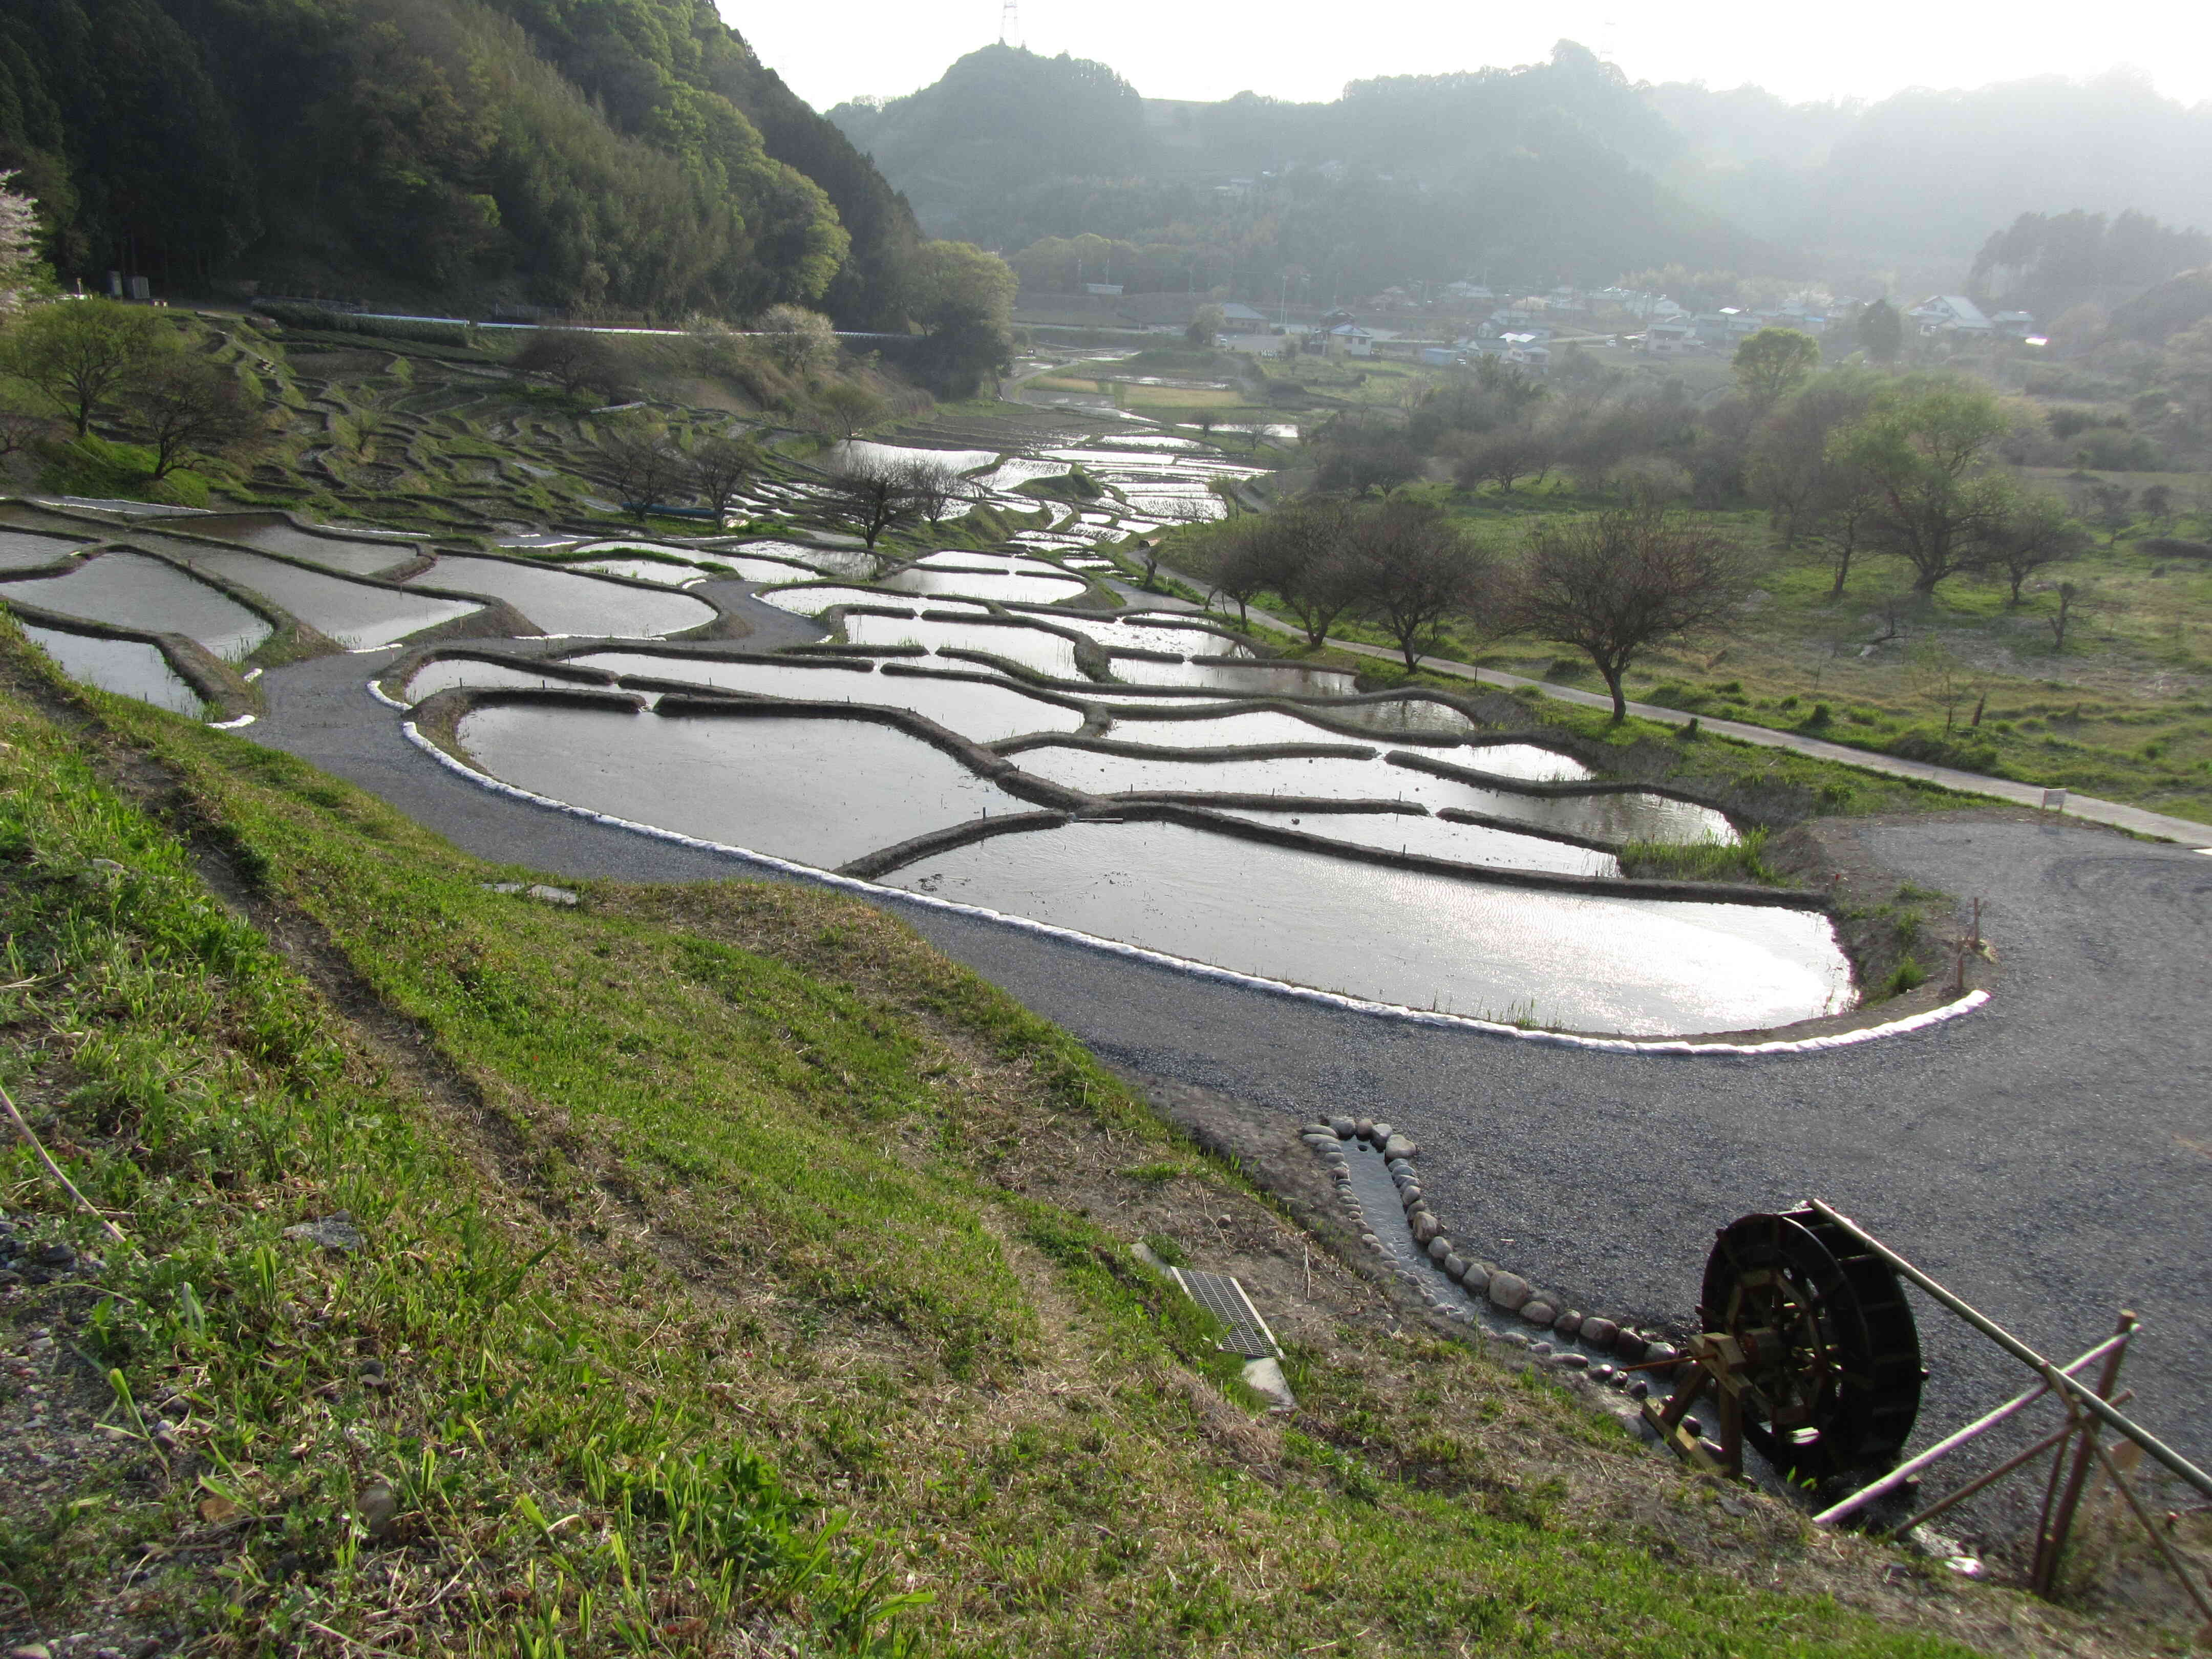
0;299;167;436
898;456;964;526
1518;505;1746;721
1978;493;2086;605
1833;383;2018;593
600;425;683;520
1348;499;1499;669
1732;327;1820;410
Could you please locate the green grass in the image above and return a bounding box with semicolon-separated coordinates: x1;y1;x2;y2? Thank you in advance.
1159;487;2212;826
0;628;2064;1655
1617;827;1782;884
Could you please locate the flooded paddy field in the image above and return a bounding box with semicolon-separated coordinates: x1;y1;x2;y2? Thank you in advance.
455;702;1027;868
879;818;1847;1034
407;555;714;637
162;547;482;649
1;551;273;658
20;623;204;715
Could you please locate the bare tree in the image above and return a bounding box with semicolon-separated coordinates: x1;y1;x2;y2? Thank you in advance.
822;453;922;553
1977;493;2086;606
602;428;683;521
2047;580;2106;653
1451;424;1552;494
811;382;884;441
513;328;636;400
688;435;758;527
1347;499;1498;669
1518;506;1747;721
136;356;264;480
1210;518;1280;625
897;457;964;527
1246;497;1365;646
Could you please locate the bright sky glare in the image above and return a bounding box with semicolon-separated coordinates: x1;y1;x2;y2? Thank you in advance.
726;0;2212;115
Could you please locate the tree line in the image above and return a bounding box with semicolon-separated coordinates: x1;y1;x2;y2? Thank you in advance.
1206;494;1743;719
0;0;992;341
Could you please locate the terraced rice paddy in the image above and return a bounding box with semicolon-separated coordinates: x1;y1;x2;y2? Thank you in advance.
19;623;204;715
407;555;714;637
1;551;274;658
455;703;1027;868
879;819;1846;1034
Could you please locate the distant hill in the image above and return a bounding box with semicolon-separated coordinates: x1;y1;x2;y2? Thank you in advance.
1653;72;2212;265
0;0;924;324
831;42;1772;296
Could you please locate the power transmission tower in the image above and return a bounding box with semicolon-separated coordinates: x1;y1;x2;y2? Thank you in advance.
998;0;1022;46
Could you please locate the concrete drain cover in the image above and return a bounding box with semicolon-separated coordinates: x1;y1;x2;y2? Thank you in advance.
1169;1268;1280;1359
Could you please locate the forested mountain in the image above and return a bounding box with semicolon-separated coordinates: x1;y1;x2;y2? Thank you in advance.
1653;72;2212;265
0;0;924;324
830;42;1770;299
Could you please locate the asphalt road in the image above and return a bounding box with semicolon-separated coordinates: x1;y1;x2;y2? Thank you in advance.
240;623;2212;1498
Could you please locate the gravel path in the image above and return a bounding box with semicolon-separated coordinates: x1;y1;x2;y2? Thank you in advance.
239;619;2212;1492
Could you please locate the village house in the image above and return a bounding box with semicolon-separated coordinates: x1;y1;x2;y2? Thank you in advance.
1909;294;1993;334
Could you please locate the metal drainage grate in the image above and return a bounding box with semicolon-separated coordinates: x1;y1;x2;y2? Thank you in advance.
1170;1268;1281;1359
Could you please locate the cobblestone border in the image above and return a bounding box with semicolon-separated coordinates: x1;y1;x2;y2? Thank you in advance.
1304;1115;1684;1401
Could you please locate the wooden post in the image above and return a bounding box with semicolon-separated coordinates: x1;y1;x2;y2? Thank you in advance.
2032;1311;2137;1594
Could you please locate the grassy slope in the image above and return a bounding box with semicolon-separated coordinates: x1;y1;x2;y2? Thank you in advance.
0;626;2113;1655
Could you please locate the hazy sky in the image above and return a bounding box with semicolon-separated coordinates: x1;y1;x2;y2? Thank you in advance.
727;0;2212;113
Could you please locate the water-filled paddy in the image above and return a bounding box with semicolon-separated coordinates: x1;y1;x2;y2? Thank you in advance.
972;456;1078;492
0;531;88;570
877;566;1090;604
838;613;1086;679
880;819;1847;1034
1008;742;1723;843
830;441;998;475
569;558;711;586
401;657;611;703
408;555;713;637
1108;656;1359;695
1096;710;1578;777
1041;613;1250;656
183;515;418;575
567;651;1090;742
1214;809;1620;877
21;623;204;715
456;704;1025;868
757;584;904;616
171;548;481;649
2;551;273;658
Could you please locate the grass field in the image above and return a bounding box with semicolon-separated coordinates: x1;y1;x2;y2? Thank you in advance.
1157;476;2212;826
4;622;2145;1656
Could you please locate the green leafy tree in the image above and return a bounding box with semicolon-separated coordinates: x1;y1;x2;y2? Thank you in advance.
0;298;166;436
1185;304;1226;348
1978;493;2086;605
1731;327;1820;409
1832;384;2017;593
1856;299;1905;364
900;240;1016;396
